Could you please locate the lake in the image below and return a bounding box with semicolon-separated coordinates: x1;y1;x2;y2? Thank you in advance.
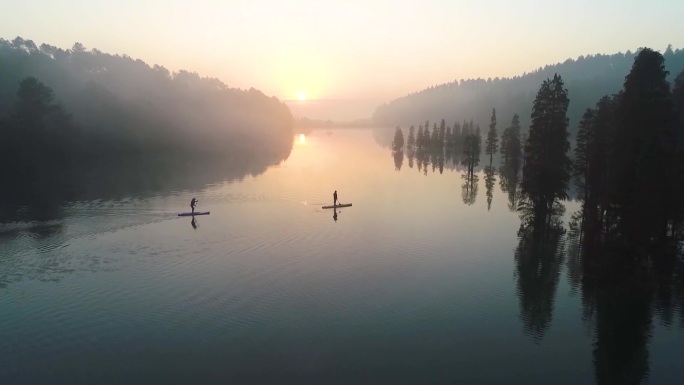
1;128;682;385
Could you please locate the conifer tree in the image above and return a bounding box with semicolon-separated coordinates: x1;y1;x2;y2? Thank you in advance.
485;108;498;164
501;113;521;168
407;125;416;152
521;74;571;221
416;124;424;149
573;108;595;204
461;124;482;177
439;119;446;149
609;48;675;248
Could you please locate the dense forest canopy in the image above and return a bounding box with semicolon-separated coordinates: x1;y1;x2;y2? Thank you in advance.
0;36;294;158
373;46;684;139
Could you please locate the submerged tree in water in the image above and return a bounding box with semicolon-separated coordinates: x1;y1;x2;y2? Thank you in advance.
406;125;416;169
573;96;617;244
485;108;498;164
514;76;569;343
406;125;416;152
500;113;522;171
461;122;482;177
609;48;676;252
521;74;571;223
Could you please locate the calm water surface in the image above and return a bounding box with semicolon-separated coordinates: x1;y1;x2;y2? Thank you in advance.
1;129;682;384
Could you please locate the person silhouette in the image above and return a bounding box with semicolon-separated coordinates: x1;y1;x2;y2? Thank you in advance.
333;207;338;222
190;197;198;214
333;190;338;206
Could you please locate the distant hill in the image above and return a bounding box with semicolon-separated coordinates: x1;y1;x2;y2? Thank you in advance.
373;46;684;138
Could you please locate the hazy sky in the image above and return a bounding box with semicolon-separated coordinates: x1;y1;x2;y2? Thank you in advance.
2;0;683;119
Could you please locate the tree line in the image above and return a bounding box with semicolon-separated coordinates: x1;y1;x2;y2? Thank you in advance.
570;48;684;258
390;46;684;255
391;119;482;174
375;46;684;146
391;108;524;207
514;48;684;384
389;51;684;381
0;36;295;220
0;37;294;168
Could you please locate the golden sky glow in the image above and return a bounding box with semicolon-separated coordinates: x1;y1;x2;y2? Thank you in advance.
2;0;683;119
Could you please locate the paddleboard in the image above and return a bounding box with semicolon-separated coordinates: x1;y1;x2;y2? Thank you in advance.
178;211;210;217
322;204;352;209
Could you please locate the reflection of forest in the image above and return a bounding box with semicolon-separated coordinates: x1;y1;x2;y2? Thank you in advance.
0;146;292;290
511;48;684;384
484;165;496;211
498;163;521;212
565;217;658;385
393;150;404;171
389;121;483;176
389;121;526;212
514;201;684;384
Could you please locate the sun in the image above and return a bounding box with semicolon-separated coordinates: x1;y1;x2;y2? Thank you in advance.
297;92;307;101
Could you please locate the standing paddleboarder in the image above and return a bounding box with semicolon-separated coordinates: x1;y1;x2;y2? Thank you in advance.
333;190;338;206
190;197;198;214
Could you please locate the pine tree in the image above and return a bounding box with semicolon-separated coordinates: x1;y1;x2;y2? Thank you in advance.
431;123;439;149
416;124;424;149
573;108;595;204
501;113;521;168
508;114;522;171
407;125;416;152
439;119;446;149
461;123;482;177
452;121;462;161
573;96;617;240
485;108;498;164
521;74;571;222
609;48;675;248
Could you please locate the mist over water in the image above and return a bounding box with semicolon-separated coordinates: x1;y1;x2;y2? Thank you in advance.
1;129;682;385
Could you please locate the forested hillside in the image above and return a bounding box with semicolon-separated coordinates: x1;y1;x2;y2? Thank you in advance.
0;36;295;214
373;46;684;138
0;37;294;162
